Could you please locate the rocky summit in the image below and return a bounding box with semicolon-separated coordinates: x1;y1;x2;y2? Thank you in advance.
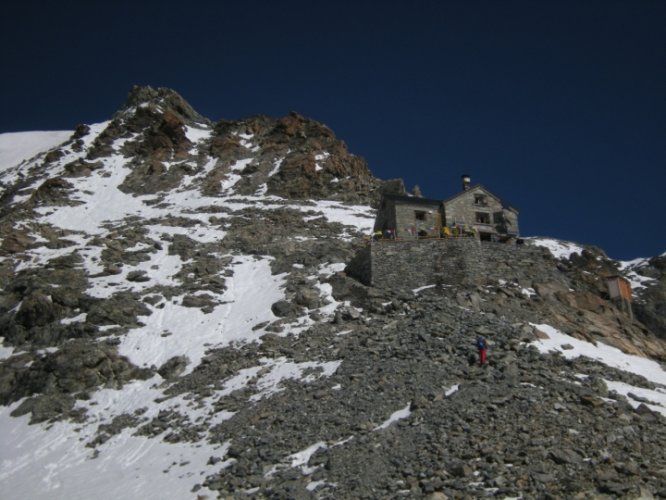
0;86;665;499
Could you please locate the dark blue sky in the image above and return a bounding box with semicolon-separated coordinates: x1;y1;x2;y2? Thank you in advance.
1;1;664;259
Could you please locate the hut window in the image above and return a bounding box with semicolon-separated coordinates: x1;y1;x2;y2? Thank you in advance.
475;212;491;224
415;210;426;221
475;195;487;205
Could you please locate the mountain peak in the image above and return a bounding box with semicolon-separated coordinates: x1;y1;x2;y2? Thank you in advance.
121;85;208;125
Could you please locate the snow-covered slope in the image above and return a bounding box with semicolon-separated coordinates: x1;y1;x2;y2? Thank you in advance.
0;88;378;498
0;130;72;172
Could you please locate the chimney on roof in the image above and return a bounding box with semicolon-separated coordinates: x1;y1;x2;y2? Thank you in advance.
461;174;471;191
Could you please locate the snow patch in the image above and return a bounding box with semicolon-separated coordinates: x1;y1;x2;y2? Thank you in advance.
268;157;284;177
286;441;327;475
319;262;346;277
184;125;212;144
60;313;87;325
220;158;253;193
0;339;14;360
305;201;375;238
444;384;460;397
314;151;329;171
526;237;584;260
249;358;342;401
605;381;666;416
374;403;412;430
618;257;656;292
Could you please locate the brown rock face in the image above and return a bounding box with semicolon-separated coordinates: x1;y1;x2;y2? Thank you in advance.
1;229;35;253
124;85;206;123
142;110;192;161
47;86;385;203
537;249;666;359
202;112;381;203
29;177;73;205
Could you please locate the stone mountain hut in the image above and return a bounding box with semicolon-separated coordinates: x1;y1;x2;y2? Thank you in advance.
374;175;519;242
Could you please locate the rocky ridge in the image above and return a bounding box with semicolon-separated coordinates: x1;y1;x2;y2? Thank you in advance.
0;86;665;499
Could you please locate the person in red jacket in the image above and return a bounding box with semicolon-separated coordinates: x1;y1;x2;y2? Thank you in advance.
476;336;487;365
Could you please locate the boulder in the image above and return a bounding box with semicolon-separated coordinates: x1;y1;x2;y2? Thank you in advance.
15;292;57;328
271;300;301;318
294;288;321;309
158;356;189;380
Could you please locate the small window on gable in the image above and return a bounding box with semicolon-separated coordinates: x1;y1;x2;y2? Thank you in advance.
475;212;490;224
474;195;487;205
415;210;426;221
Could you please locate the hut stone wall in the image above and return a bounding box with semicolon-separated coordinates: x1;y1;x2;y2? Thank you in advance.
350;239;557;289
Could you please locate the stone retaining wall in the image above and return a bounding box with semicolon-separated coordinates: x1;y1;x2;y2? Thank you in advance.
352;238;558;289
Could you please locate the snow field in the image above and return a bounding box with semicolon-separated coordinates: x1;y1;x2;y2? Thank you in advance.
118;255;285;372
0;130;72;174
0;401;225;500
